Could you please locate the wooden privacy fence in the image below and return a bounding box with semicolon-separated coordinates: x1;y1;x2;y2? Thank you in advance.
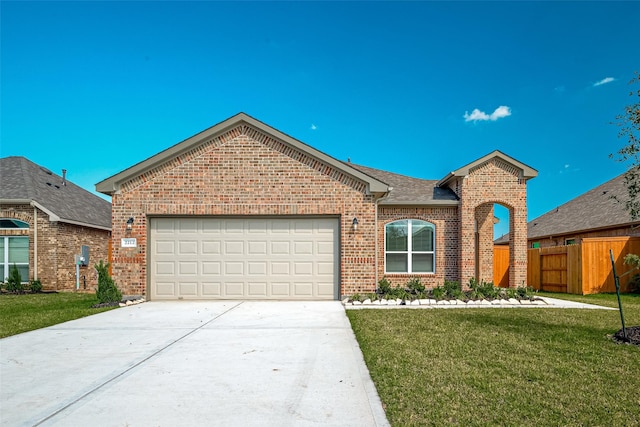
494;236;640;294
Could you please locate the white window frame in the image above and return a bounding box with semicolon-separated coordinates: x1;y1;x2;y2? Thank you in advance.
384;219;435;274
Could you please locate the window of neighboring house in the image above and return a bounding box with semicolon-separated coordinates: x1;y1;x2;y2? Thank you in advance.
0;236;29;282
0;219;29;229
565;238;576;245
385;219;435;273
531;242;540;248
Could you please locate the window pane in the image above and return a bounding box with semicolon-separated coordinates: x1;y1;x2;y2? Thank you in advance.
386;221;408;251
412;222;434;251
8;237;29;263
16;265;29;282
0;265;4;281
386;253;408;273
412;254;434;273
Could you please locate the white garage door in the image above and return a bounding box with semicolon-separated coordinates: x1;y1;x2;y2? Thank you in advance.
149;217;339;300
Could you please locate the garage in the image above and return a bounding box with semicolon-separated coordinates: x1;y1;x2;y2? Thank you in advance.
149;217;339;300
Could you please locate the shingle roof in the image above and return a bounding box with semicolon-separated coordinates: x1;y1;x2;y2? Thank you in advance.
0;156;111;230
497;172;637;243
348;163;459;205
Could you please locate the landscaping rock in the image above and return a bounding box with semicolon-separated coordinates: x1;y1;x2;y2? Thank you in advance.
508;298;520;305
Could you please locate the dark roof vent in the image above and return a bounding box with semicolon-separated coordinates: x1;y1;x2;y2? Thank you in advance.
40;167;53;175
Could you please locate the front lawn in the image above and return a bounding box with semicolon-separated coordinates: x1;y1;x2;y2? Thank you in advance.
0;292;117;339
347;293;640;426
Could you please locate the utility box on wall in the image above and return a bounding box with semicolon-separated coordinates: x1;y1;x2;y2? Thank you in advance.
81;245;90;267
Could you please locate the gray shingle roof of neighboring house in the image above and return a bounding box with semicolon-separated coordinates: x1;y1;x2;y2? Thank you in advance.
348;163;459;206
496;172;638;244
0;156;111;230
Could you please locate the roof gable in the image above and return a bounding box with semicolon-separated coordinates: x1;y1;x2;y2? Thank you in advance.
96;113;389;196
438;150;538;187
0;157;112;230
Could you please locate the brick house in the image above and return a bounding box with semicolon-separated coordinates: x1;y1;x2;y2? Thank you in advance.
97;113;536;300
496;172;640;248
0;157;112;290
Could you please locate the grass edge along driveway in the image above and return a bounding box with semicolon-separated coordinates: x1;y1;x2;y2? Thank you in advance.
0;293;117;338
347;293;640;426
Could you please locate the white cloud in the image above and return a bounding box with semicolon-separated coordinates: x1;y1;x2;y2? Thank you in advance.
593;77;615;87
464;105;512;122
310;124;317;130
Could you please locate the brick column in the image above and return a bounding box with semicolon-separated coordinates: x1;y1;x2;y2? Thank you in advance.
476;204;495;282
509;203;528;287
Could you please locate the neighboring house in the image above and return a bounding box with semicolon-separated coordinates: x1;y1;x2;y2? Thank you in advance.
0;157;112;290
496;172;640;248
96;113;537;300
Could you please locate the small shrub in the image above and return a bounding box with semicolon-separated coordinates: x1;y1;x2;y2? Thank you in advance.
378;277;393;295
516;286;535;300
5;264;24;294
406;277;425;294
468;289;484;300
95;260;122;304
504;288;517;299
364;292;379;302
432;285;446;300
29;279;43;293
443;280;461;298
449;288;465;300
479;280;499;299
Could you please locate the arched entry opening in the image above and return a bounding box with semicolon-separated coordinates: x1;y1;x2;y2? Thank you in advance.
472;201;518;287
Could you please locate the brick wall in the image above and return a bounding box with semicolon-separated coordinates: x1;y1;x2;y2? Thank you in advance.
377;206;459;288
110;125;378;297
0;204;110;291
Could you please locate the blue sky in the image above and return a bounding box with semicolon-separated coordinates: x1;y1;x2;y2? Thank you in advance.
2;1;639;237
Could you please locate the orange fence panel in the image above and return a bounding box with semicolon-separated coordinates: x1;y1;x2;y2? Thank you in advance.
493;246;510;287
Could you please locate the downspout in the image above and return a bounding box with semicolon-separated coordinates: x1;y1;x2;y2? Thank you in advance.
33;205;38;280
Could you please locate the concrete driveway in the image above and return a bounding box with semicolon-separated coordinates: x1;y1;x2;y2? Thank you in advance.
1;301;389;427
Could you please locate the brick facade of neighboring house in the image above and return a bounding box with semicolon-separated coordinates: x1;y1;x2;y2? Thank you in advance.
496;171;640;249
0;157;111;291
97;113;537;300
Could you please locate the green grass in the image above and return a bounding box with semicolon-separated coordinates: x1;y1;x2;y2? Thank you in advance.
347;293;640;426
0;292;118;338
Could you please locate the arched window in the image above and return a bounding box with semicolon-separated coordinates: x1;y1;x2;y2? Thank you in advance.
385;219;435;274
0;219;29;229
